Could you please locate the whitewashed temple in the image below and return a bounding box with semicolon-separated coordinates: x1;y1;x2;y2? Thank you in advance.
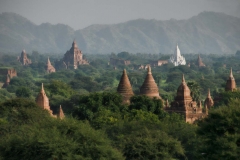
169;44;186;66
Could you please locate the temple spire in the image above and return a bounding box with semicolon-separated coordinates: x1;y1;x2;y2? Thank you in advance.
182;74;185;83
41;83;45;94
47;57;51;65
230;67;233;78
140;66;161;99
117;69;134;104
207;89;211;98
204;88;214;109
225;67;236;91
57;105;65;119
148;65;152;74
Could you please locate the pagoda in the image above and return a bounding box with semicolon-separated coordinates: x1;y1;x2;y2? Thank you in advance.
36;83;53;115
165;75;206;123
45;57;56;73
62;40;89;69
57;105;65;119
140;66;161;99
18;50;32;65
196;55;205;67
117;69;134;103
225;68;237;91
204;89;214;109
169;44;186;66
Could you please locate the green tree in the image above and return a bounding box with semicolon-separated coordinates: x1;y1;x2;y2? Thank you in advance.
129;95;165;117
197;99;240;160
15;86;31;98
187;81;201;102
107;120;185;159
0;119;124;159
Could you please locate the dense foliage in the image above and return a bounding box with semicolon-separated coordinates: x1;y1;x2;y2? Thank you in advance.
1;51;240;159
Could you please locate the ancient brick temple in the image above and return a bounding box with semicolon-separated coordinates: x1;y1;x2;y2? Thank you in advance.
0;68;17;88
18;50;32;65
36;83;53;115
197;55;205;67
140;66;161;99
62;40;89;69
117;69;134;104
45;57;56;73
225;68;237;91
57;105;65;119
165;75;207;123
204;89;214;109
110;58;131;66
0;68;17;78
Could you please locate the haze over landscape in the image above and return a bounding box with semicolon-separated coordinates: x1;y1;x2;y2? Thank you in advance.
0;0;240;54
2;1;240;159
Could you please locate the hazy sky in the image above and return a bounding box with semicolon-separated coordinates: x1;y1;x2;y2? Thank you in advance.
0;0;239;30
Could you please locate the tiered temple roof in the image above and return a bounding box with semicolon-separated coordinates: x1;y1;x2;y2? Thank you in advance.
204;89;214;109
225;68;237;91
140;66;161;99
18;50;32;65
117;69;134;104
45;57;56;73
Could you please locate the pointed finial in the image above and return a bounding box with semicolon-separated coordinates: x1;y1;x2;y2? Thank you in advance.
47;57;51;65
230;67;233;78
207;89;211;98
60;105;62;109
182;74;185;83
41;83;44;90
148;65;151;74
123;69;126;74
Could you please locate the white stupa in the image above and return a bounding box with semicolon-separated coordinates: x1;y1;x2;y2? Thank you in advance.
169;44;186;66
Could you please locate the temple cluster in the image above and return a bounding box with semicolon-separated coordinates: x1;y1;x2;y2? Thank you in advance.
117;67;236;123
18;40;89;72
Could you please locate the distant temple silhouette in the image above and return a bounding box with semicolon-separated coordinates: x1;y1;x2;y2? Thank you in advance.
45;57;56;73
18;50;32;65
225;68;236;91
62;40;89;69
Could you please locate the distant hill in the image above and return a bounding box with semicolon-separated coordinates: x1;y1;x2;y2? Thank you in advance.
0;12;239;54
